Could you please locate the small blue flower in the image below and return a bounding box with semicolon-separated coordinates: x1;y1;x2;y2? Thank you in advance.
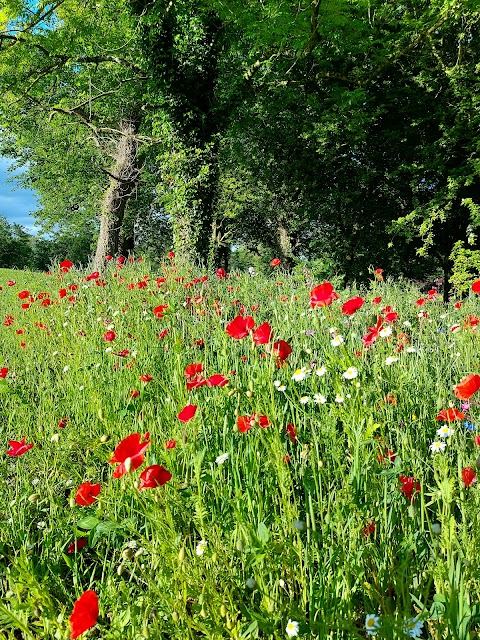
464;421;477;432
438;328;446;333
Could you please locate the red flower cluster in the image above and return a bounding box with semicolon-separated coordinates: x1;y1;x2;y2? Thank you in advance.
109;432;151;478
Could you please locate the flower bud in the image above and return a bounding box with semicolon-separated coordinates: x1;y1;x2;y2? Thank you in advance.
124;457;132;473
28;493;40;503
123;548;134;560
246;577;256;590
246;390;253;398
117;564;125;575
100;434;109;443
178;546;186;564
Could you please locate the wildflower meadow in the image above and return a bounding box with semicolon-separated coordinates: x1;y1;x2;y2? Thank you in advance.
1;258;480;639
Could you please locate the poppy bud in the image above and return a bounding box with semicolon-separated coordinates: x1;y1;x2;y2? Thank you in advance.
200;608;207;618
172;612;179;623
69;496;76;508
117;564;125;576
100;434;109;443
124;457;132;473
98;408;104;421
246;390;253;398
123;548;134;560
248;380;254;392
178;546;185;564
28;493;40;503
134;548;144;558
246;577;256;590
220;604;227;617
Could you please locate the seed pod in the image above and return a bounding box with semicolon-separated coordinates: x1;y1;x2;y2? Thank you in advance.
122;548;134;560
117;564;125;576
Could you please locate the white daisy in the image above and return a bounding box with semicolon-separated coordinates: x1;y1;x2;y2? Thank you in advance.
215;453;229;465
335;394;344;404
315;366;327;376
430;441;446;453
436;425;454;438
404;617;424;638
379;326;392;337
196;540;207;556
365;614;380;636
292;367;310;382
385;356;398;365
331;335;344;347
313;393;327;404
285;619;299;638
299;396;309;405
342;367;358;379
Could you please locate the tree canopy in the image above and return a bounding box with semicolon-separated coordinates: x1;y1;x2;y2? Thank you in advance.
1;0;479;291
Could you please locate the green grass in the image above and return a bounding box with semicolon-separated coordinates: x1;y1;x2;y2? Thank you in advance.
0;263;480;639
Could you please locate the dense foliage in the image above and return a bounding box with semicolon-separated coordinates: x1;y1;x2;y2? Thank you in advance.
0;0;480;283
1;261;480;638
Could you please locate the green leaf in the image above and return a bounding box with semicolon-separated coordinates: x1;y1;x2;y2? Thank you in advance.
75;516;100;530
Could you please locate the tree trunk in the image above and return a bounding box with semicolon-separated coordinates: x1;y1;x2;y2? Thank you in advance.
93;116;140;269
278;224;295;270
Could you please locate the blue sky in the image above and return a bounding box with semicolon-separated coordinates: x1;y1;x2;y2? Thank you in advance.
0;157;39;232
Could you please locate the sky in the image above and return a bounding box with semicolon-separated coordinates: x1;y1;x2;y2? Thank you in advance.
0;157;39;233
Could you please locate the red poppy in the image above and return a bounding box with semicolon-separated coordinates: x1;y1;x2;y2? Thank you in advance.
309;282;340;308
139;465;172;489
363;520;376;537
436;408;465;422
18;290;30;300
472;280;480;294
153;305;168;319
106;255;113;261
372;296;382;304
165;439;177;449
140;374;153;384
103;331;116;342
216;268;227;279
75;482;101;506
168;251;175;260
286;423;297;443
60;259;73;273
252;322;273;345
226;315;255;339
185;363;203;379
384;311;398;323
206;374;229;387
237;413;270;433
462;466;477;488
272;339;292;362
58;417;69;429
7;280;15;286
130;389;139;399
0;367;8;378
270;258;281;267
177;404;197;422
341;296;365;315
6;437;34;457
69;590;99;639
158;329;168;340
67;538;88;554
237;415;254;433
109;432;151;478
399;476;420;503
454;301;462;309
362;316;384;347
454;374;480;400
186;374;208;391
